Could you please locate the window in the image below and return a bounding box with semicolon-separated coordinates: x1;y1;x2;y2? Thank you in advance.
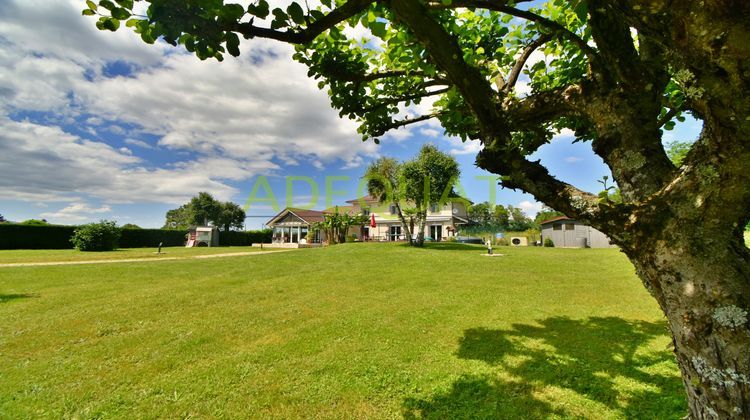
553;223;562;231
565;224;575;230
362;208;370;216
429;203;438;213
390;205;397;215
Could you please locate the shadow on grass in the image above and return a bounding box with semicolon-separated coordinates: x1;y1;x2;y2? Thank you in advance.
0;293;38;303
403;316;686;418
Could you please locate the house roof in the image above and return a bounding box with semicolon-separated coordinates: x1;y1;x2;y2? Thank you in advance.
266;208;326;225
345;195;377;204
539;215;574;225
323;205;358;215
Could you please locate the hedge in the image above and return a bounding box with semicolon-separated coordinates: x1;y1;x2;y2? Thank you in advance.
119;228;187;248
0;224;77;249
0;224;272;249
218;229;272;246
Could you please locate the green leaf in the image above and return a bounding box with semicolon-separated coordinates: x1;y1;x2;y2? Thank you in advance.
247;1;270;19
86;0;97;10
370;21;387;38
111;7;131;20
101;17;120;31
225;32;241;57
99;0;115;11
271;8;288;29
287;2;305;25
82;9;96;16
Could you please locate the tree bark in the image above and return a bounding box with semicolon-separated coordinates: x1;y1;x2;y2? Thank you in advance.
621;226;750;418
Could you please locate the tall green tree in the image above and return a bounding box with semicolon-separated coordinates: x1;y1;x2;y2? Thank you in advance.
163;204;192;230
91;1;750;413
534;206;565;227
364;156;414;245
467;202;493;225
365;145;460;246
163;193;245;231
216;202;246;231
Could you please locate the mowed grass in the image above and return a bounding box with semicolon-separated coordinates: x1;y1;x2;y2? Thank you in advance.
0;243;686;418
0;246;270;264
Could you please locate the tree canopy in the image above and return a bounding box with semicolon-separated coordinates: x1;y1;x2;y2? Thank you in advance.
163;192;245;230
89;1;750;416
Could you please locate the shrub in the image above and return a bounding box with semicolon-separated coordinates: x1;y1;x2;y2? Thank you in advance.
544;238;555;247
71;221;121;251
495;237;509;246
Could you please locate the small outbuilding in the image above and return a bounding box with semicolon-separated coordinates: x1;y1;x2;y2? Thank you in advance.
540;216;614;248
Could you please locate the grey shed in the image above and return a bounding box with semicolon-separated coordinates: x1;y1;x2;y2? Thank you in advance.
540;216;614;248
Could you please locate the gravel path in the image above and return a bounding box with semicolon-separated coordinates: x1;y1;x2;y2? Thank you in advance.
0;249;294;268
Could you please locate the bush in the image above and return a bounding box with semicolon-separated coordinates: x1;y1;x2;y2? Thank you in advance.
495;237;509;246
544;238;555;247
71;221;121;251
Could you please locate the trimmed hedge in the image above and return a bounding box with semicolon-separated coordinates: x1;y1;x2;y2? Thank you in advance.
0;224;77;249
0;223;272;249
218;229;272;246
119;228;187;248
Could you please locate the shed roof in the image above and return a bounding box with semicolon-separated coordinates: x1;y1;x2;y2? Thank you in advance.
539;215;575;225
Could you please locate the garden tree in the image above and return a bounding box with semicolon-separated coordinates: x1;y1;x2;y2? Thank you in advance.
492;204;510;227
216;201;246;231
89;0;750;415
506;204;534;231
534;205;565;226
364;156;415;244
0;214;6;223
401;144;461;246
666;140;694;166
467;201;493;225
189;192;222;226
313;207;368;244
364;145;460;246
163;192;246;230
121;223;142;229
163;204;192;229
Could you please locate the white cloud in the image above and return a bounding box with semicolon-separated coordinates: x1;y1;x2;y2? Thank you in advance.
0;0;382;211
40;202;112;224
124;138;154;149
518;200;544;217
564;156;584;163
420;127;441;137
552;128;575;142
444;136;482;155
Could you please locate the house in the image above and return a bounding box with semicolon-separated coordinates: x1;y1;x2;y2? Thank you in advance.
264;195;470;247
540;216;614;248
265;208;326;247
345;195;470;241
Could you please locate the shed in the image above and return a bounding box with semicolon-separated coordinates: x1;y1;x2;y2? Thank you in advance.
539;216;614;248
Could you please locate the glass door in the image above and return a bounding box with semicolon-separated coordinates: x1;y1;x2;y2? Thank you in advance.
389;226;402;241
430;225;442;241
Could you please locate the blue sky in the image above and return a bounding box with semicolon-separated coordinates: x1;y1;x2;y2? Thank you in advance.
0;0;702;229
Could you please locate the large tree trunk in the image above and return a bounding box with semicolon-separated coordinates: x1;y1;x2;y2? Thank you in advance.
622;229;750;418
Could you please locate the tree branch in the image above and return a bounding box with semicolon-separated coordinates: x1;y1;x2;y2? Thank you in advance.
657;107;680;128
358;87;450;113
429;0;598;60
229;0;374;44
371;114;439;137
503;33;552;95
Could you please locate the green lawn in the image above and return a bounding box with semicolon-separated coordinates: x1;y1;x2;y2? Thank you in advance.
0;243;686;418
0;246;271;264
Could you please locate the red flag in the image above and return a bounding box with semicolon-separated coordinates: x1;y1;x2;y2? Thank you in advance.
370;213;376;228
